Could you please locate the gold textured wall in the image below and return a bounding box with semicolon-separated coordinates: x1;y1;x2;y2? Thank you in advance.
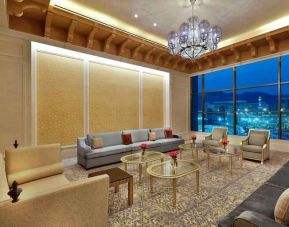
89;62;140;132
143;73;164;128
37;52;84;145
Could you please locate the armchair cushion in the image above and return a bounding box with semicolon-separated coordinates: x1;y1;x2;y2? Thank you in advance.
242;145;262;153
249;134;266;146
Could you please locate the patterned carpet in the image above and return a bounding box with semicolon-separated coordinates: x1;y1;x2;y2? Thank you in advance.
64;150;289;227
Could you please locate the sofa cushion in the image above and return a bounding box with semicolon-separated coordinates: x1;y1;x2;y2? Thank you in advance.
204;140;220;147
87;131;122;147
86;145;131;159
148;132;156;141
242;145;262;153
91;138;103;149
157;138;183;145
274;188;289;225
20;174;69;199
0;154;9;201
123;129;150;143
7;163;64;187
122;133;132;145
130;141;160;151
249;134;266;146
150;128;166;140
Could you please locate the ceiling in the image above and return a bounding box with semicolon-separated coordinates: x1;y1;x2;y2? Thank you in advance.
51;0;289;46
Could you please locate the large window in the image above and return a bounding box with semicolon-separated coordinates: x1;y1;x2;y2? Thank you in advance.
191;55;289;140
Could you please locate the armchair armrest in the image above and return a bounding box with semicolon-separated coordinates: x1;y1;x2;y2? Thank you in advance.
205;134;212;141
241;136;249;146
262;143;268;150
77;138;92;157
234;211;286;227
0;175;109;227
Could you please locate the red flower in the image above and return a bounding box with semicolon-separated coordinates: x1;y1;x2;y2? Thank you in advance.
191;134;197;140
168;151;179;158
222;139;229;145
140;143;148;149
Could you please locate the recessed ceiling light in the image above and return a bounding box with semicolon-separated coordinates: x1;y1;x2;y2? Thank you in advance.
153;23;157;27
134;14;138;18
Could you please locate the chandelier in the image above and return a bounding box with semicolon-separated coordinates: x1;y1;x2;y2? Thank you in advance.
168;0;222;61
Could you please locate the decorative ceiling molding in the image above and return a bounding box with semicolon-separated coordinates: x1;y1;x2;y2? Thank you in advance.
7;0;189;73
7;0;289;74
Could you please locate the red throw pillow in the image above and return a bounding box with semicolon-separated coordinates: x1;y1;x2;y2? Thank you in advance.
165;129;173;138
122;133;132;145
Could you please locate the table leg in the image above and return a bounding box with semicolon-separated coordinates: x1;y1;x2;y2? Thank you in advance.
229;156;233;175
196;170;200;195
172;178;177;207
195;149;199;161
128;177;133;206
139;164;142;182
124;163;127;172
150;175;153;193
114;185;119;193
207;152;210;169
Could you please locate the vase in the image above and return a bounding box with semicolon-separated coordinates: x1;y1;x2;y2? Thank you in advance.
142;149;146;156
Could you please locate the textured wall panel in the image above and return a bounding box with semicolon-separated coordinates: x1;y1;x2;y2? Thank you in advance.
143;73;164;128
89;62;139;132
37;52;84;145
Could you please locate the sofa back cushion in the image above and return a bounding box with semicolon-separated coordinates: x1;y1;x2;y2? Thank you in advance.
249;134;266;146
123;129;150;143
150;128;165;140
5;144;63;186
87;131;122;147
0;154;9;201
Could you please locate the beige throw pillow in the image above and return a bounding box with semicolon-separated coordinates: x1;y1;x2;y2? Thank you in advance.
275;188;289;225
91;138;103;149
149;132;156;141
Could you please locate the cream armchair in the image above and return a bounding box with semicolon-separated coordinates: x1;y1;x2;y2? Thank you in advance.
204;127;228;147
0;144;109;227
241;129;270;164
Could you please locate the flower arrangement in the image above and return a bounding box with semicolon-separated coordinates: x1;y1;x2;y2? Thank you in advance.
140;143;148;156
191;134;197;145
168;151;179;167
221;139;229;149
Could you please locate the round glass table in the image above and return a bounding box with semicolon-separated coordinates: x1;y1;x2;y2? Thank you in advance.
120;151;166;182
178;141;204;161
146;160;200;207
204;145;243;175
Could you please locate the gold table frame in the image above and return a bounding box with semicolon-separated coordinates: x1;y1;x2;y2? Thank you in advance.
146;160;200;207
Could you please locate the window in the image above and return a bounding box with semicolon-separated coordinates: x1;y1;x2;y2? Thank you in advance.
205;68;233;92
236;58;278;88
191;55;289;140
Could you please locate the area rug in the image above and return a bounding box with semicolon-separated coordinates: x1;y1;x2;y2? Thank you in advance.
64;151;289;227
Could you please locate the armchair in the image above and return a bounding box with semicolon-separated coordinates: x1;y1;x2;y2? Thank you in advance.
204;127;228;148
241;129;270;164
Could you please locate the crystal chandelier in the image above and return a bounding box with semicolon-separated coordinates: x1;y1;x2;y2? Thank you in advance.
168;0;222;61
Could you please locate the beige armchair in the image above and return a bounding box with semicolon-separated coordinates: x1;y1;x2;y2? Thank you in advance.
241;129;270;164
204;127;228;147
0;144;109;227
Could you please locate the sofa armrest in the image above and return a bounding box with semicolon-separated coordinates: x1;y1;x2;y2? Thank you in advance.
233;211;286;227
77;137;92;157
0;175;109;227
205;134;212;141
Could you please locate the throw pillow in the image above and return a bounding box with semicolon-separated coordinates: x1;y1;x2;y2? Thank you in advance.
122;133;132;145
275;188;289;225
165;129;173;138
148;132;156;141
91;138;103;149
249;134;266;146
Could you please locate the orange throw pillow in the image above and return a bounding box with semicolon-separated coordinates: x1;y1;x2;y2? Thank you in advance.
275;188;289;225
165;129;173;138
122;133;132;145
91;138;103;149
149;132;157;141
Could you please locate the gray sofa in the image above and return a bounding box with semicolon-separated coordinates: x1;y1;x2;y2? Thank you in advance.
218;161;289;227
77;128;184;169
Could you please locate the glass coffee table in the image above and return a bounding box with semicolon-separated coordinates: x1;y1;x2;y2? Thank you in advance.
146;160;200;207
121;151;166;182
178;141;204;161
204;145;243;175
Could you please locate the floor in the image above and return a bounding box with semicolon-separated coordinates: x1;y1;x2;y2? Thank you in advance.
63;150;289;227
